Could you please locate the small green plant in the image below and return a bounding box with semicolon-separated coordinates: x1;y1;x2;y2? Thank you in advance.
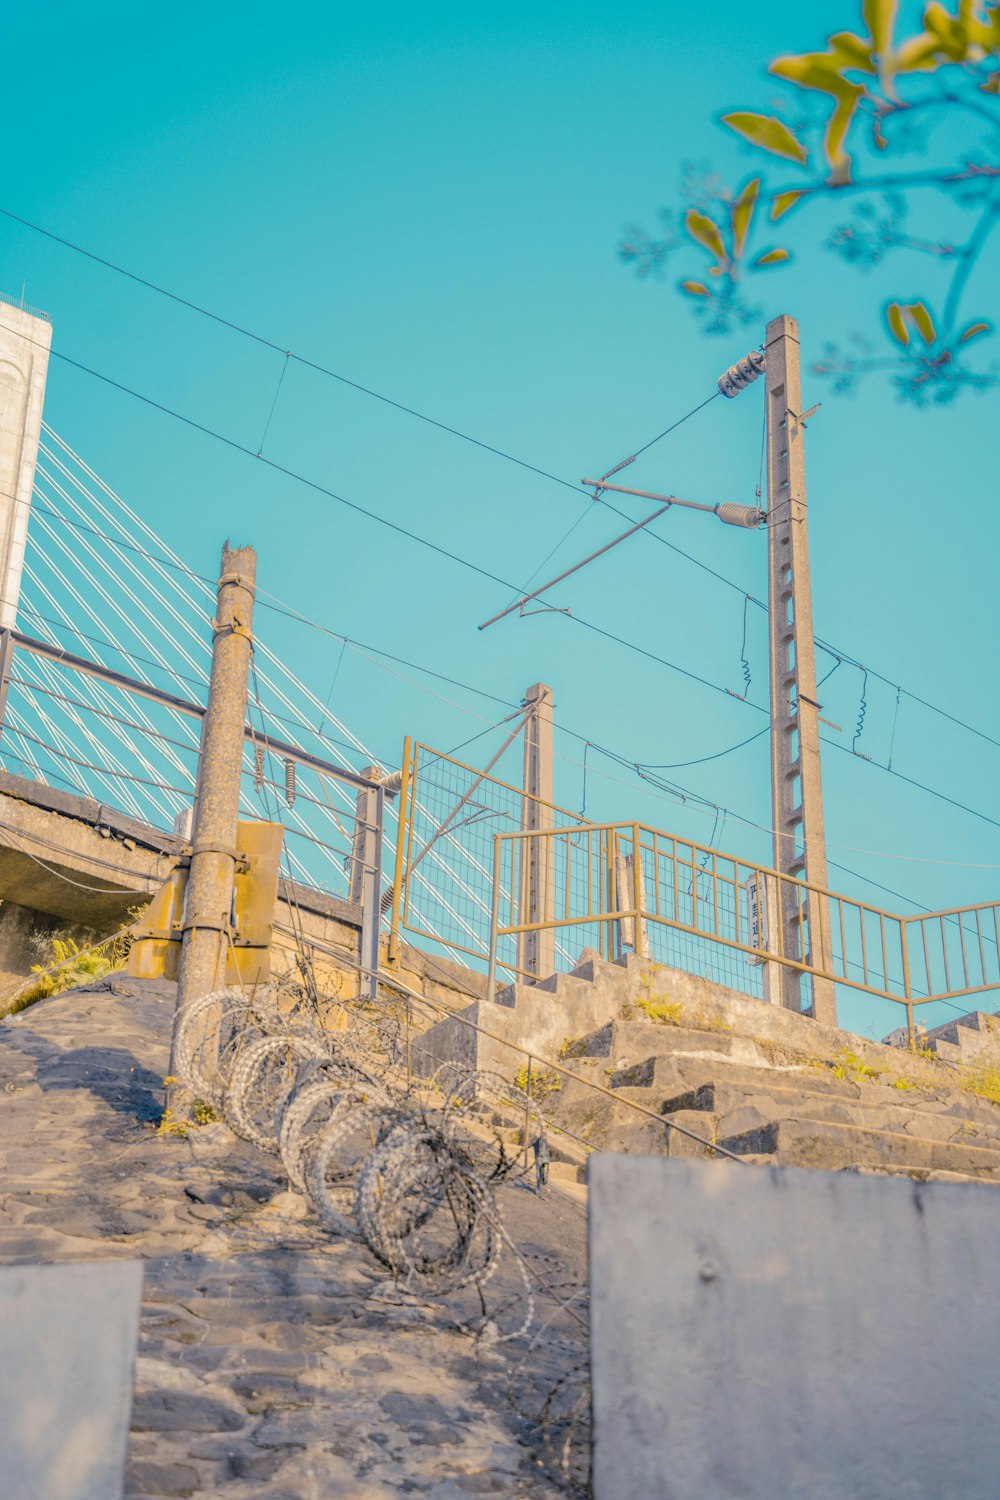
559;1036;588;1060
691;1008;733;1034
829;1050;882;1082
192;1099;219;1126
891;1076;916;1091
513;1064;563;1104
635;997;684;1026
960;1059;1000;1107
156;1104;190;1140
3;910;147;1019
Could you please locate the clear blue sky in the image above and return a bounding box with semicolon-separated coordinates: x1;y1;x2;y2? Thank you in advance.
2;0;998;1034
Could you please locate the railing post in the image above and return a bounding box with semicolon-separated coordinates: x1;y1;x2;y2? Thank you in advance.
351;765;383;1001
485;833;502;1002
631;823;648;958
169;542;256;1090
0;628;14;744
387;736;413;967
900;916;917;1049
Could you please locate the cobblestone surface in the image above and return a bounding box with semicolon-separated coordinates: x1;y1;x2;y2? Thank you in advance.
0;979;588;1497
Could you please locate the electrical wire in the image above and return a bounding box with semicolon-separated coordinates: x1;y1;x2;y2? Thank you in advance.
26;325;1000;777
2;212;995;761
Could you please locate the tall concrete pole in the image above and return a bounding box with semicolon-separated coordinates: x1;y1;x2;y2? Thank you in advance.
765;315;836;1025
170;543;257;1076
518;682;555;980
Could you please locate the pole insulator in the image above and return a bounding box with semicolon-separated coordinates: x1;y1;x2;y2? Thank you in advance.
284;758;296;807
718;348;766;398
715;502;766;529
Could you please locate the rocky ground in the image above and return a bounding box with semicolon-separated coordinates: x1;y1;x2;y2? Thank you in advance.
0;978;590;1499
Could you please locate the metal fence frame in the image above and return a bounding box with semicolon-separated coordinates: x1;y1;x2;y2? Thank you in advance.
389;738;587;969
484;820;1000;1036
0;628;389;996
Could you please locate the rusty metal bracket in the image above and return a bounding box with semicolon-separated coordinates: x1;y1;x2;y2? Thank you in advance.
188;839;250;871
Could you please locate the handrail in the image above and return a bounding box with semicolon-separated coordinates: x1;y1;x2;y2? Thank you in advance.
486;819;1000;1028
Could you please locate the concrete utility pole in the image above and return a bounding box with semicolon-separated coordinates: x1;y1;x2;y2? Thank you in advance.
518;682;555;981
351;765;385;1001
170;543;257;1078
764;315;836;1024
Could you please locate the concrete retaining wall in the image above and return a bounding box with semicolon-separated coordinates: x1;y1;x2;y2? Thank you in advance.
589;1154;1000;1500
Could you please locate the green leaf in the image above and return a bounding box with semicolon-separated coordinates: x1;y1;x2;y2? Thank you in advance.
923;3;968;59
731;178;760;257
684;210;726;262
721;112;808;164
755;248;790;266
829;31;876;71
823;86;864;177
770;190;805;220
681;280;711;297
830;30;876;69
863;0;898;57
894;32;942;71
772;51;854;93
908;301;936;343
886;302;910;345
958;321;991;343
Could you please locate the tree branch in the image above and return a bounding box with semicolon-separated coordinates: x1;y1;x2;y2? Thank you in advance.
942;186;1000;336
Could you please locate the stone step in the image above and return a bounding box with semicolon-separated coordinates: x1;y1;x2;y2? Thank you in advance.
588;1020;767;1068
715;1155;1000;1186
655;1075;1000;1137
547;1159;587;1186
607;1048;1000;1125
925;1036;963;1062
717;1117;1000;1179
922;1010;998;1048
843;1163;1000;1188
708;1097;1000;1150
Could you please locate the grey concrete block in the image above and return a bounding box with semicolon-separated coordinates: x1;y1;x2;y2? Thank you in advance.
0;1259;143;1500
589;1155;1000;1500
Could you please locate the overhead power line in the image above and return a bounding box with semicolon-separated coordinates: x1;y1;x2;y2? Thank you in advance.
6;210;996;756
27;404;1000;841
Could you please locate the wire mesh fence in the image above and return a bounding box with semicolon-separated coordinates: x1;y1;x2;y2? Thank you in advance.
401;743;604;979
486;817;1000;1018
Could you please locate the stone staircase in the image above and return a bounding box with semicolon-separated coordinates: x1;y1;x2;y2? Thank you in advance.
414;949;1000;1187
918;1009;1000;1063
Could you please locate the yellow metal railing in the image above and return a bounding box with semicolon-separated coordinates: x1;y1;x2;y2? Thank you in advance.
388;740;1000;1035
484;820;1000;1036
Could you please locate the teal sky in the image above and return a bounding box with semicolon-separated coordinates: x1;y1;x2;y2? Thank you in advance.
2;1;998;1034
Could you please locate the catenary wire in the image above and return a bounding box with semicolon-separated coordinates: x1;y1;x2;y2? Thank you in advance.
3;211;995;758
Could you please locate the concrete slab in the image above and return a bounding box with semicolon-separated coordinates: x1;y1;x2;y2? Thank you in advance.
589;1155;1000;1500
0;1259;143;1500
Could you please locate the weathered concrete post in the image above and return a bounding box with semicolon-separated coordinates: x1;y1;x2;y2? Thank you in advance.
351;764;384;1000
765;315;836;1025
517;682;555;980
169;542;256;1082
